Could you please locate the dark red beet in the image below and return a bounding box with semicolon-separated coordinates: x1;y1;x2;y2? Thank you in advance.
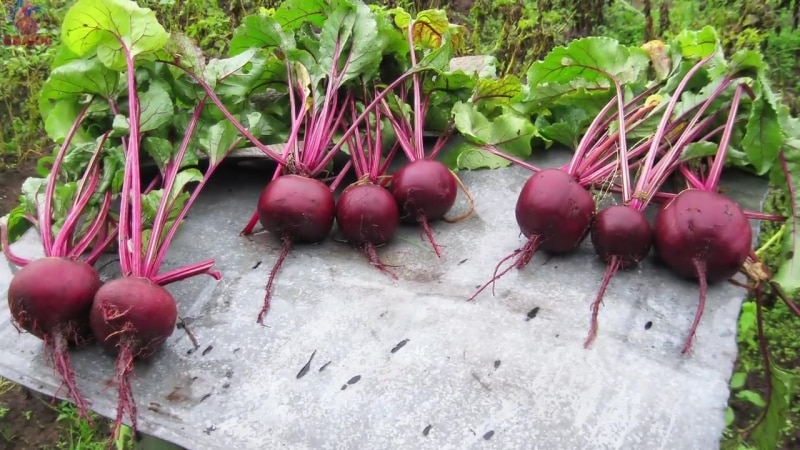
584;205;653;348
515;169;596;254
255;174;336;323
468;168;596;302
337;183;400;245
336;183;401;278
7;256;101;422
90;277;178;441
257;175;336;244
653;189;752;353
391;159;457;257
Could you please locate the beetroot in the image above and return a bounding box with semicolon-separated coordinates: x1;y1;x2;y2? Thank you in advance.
584;206;653;347
336;182;400;277
391;159;457;224
515;169;596;254
469;168;596;301
258;175;336;244
255;174;337;323
90;277;177;438
653;189;751;352
6;257;101;419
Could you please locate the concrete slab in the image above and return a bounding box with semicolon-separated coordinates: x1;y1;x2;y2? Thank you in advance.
0;144;767;450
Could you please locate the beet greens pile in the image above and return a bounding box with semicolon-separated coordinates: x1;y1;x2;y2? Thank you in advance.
1;0;800;446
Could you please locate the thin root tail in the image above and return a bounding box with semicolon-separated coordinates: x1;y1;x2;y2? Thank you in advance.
682;259;708;354
108;344;137;450
47;329;93;425
467;235;539;302
443;171;476;223
257;235;292;325
418;215;443;258
584;256;621;349
362;243;399;280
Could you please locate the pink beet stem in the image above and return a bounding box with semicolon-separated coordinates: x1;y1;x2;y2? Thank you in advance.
257;234;293;325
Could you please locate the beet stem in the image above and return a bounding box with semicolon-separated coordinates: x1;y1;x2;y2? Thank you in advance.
418;214;443;258
467;235;539;302
0;222;32;267
682;258;708;354
362;243;399;280
257;235;292;325
48;328;93;425
584;256;621;349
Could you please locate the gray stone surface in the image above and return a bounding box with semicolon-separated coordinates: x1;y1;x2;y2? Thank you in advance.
0;146;768;450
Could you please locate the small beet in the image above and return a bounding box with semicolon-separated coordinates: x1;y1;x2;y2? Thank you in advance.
469;168;596;301
391;159;457;257
584;205;653;348
336;182;400;278
257;174;336;244
255;174;336;323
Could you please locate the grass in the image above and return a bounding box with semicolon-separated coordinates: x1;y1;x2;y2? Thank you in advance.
0;0;797;447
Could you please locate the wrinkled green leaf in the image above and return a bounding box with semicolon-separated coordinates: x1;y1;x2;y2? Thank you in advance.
39;58;119;119
229;14;294;56
139;82;174;132
473;75;522;103
61;0;169;70
273;0;330;30
774;133;800;292
679;141;718;161
198;121;240;166
142;136;173;171
447;102;537;170
742;92;783;175
44;100;93;144
317;1;384;86
162;31;206;77
394;8;449;50
750;364;797;450
0;205;33;246
526;37;650;99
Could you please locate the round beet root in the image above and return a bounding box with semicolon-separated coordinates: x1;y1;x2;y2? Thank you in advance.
8;256;101;341
391;159;457;224
257;175;336;243
515;168;596;254
90;277;177;358
653;189;751;283
336;183;400;245
591;205;653;268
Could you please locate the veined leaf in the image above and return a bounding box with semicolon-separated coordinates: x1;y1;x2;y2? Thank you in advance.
61;0;169;70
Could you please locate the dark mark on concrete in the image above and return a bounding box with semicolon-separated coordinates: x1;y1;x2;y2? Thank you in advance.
296;350;317;379
319;361;331;372
483;430;495;440
347;375;361;385
458;258;468;265
494;360;501;369
391;339;409;353
471;372;491;391
203;425;216;435
423;424;432;436
526;307;540;321
200;393;211;403
645;321;653;330
252;261;262;269
202;345;213;356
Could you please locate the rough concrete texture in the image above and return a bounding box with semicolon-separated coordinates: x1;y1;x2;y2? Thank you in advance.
0;146;768;450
